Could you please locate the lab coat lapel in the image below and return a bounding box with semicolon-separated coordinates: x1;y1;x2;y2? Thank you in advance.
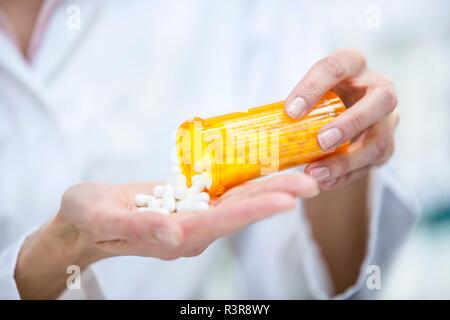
0;1;99;106
32;0;100;84
0;32;47;105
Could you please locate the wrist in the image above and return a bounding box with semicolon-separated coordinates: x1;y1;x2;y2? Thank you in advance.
44;212;106;268
14;213;106;299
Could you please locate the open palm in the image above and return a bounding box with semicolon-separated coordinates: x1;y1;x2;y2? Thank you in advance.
60;172;319;261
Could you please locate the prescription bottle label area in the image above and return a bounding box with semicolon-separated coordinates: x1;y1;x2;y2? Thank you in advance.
176;91;349;197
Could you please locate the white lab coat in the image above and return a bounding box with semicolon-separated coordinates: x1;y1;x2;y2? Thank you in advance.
0;0;419;299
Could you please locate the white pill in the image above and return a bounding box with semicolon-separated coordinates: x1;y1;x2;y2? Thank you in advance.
134;194;151;207
153;185;165;198
191;174;203;185
195;159;212;172
187;183;204;196
193;161;204;173
138;207;170;214
190;192;210;203
148;197;162;208
191;172;212;190
162;185;176;213
174;185;188;200
163;184;174;195
203;159;212;172
151;206;170;214
173;174;187;187
203;174;212;190
163;198;176;213
176;200;210;212
168;169;185;185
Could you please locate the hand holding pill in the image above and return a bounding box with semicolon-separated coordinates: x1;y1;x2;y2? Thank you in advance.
56;172;318;261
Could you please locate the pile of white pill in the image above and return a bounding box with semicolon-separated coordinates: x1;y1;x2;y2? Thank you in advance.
134;163;213;214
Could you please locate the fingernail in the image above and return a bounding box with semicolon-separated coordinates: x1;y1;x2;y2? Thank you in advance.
285;96;307;119
154;228;180;246
318;127;342;150
310;166;330;182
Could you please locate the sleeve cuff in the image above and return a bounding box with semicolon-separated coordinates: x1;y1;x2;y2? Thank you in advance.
0;227;105;300
0;228;37;299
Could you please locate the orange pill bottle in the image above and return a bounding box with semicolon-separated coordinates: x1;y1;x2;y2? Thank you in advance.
176;91;348;197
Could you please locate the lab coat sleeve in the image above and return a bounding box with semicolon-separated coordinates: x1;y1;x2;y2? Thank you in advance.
0;229;35;299
0;227;104;300
294;166;420;299
229;166;420;299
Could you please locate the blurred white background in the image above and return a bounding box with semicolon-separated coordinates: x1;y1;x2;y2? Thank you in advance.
322;0;450;299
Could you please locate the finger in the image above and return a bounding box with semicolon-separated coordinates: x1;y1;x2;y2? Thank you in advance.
218;172;319;203
305;123;394;181
181;192;296;245
316;86;398;150
215;182;261;203
285;48;367;119
318;166;372;190
373;111;398;165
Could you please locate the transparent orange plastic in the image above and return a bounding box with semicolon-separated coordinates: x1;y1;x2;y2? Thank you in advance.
176;91;348;197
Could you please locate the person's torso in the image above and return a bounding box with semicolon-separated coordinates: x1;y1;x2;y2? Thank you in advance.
0;0;328;298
